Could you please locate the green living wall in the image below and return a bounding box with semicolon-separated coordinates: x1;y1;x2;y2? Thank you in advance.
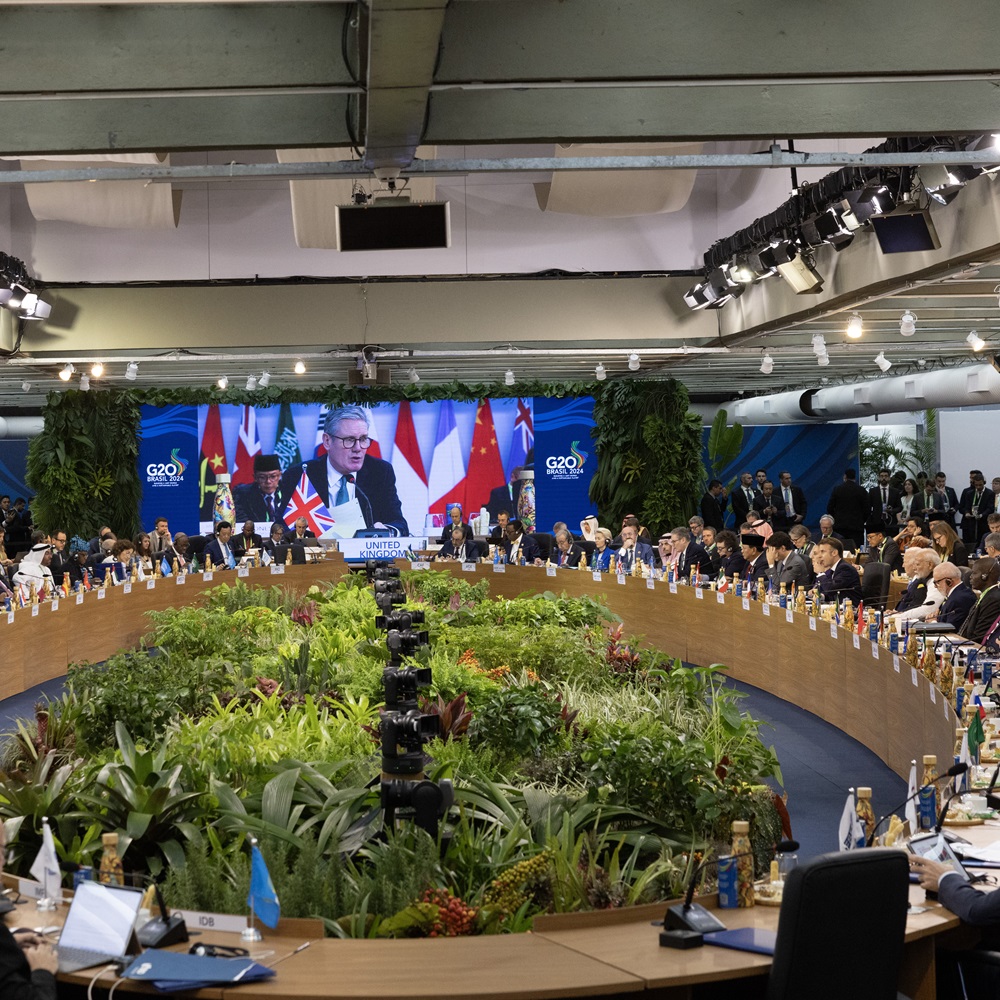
25;379;704;541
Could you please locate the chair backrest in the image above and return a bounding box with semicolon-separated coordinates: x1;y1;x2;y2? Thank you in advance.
532;533;553;562
766;848;909;1000
861;562;891;607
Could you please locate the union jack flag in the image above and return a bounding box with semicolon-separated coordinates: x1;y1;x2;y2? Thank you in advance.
506;398;534;472
283;470;337;536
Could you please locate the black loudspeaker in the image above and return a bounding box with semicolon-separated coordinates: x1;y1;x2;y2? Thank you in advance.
336;201;450;252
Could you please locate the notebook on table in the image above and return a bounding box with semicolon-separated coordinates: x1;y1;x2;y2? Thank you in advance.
703;927;777;955
56;881;145;973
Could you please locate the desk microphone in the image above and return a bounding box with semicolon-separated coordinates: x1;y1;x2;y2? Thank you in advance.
660;838;798;949
866;762;968;846
347;476;375;530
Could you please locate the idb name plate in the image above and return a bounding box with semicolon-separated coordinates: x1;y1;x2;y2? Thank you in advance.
174;909;247;934
338;537;429;562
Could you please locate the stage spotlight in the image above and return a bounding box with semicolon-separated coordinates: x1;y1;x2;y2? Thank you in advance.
18;292;51;321
748;246;779;276
217;375;229;390
5;284;29;311
772;244;824;294
79;374;90;391
846;313;864;339
683;282;715;310
90;362;104;377
125;361;139;381
628;353;640;371
899;311;917;336
856;182;897;217
20;381;30;392
595;363;607;381
294;360;306;375
504;370;515;386
727;258;757;284
759;353;774;375
406;367;420;384
817;352;831;367
259;371;271;388
874;351;892;373
246;375;258;391
59;363;74;381
801;210;854;251
967;330;987;351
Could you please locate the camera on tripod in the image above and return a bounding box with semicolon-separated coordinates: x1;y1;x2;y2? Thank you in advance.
375;609;426;631
383;665;433;708
365;560;400;582
381;710;441;773
386;627;429;658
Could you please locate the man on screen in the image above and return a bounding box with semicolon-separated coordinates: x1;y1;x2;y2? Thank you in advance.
234;454;284;523
279;404;408;536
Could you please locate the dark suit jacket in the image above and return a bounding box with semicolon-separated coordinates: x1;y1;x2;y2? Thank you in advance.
720;551;746;580
938;872;1000;925
959;486;996;543
203;537;237;569
436;537;479;562
753;493;780;526
743;553;769;584
960;586;1000;644
278;455;408;536
937;582;977;629
233;531;263;558
675;540;710;578
866;485;901;526
615;540;655;573
284;529;318;545
818;560;862;604
895;576;930;613
0;922;56;1000
924;486;959;524
233;483;285;523
731;486;761;527
502;534;541;564
48;550;71;585
699;493;725;532
439;523;474;545
773;484;807;530
766;550;811;590
553;543;584;568
486;482;522;521
869;538;903;576
827;481;871;540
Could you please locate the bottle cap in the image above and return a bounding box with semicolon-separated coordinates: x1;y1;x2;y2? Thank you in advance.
857;786;872;798
732;820;750;834
923;754;937;765
216;474;231;484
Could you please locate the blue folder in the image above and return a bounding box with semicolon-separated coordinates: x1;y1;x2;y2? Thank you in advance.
121;948;276;992
703;927;777;956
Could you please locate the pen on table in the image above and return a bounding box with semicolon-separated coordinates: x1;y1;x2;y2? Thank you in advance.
271;941;312;965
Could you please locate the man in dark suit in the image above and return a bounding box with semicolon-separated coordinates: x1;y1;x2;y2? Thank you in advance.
959;558;1000;644
278;404;408;536
774;471;807;531
203;520;237;570
232;520;263;559
864;523;902;576
552;529;584;568
928;562;976;628
911;854;1000;925
753;480;780;528
958;472;994;546
234;454;285;523
815;537;862;605
486;468;523;523
501;520;542;565
731;472;760;528
284;516;318;545
48;529;71;584
924;472;959;526
669;526;709;581
828;467;871;547
739;533;769;589
699;479;726;532
615;524;654;574
866;468;901;530
435;526;479;563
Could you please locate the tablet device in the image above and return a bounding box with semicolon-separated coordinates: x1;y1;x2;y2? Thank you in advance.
908;832;971;881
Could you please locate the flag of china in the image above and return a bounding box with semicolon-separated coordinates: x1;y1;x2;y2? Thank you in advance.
464;400;505;515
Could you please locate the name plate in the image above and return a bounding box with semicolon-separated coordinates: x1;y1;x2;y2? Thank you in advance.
176;574;186;585
123;582;132;594
592;571;602;582
717;592;725;604
31;605;38;617
829;622;837;639
6;612;13;624
546;565;557;577
742;597;750;611
617;573;627;586
669;583;678;595
146;579;156;590
893;655;900;673
493;564;506;574
929;685;936;704
76;593;84;605
646;577;655;590
871;642;879;660
462;562;477;573
853;634;861;650
809;617;816;631
410;561;430;571
761;602;770;616
785;608;794;624
17;878;49;901
911;667;919;687
203;571;214;581
270;564;285;575
174;909;248;935
695;587;704;600
97;589;106;600
237;567;250;579
51;599;59;612
338;537;429;562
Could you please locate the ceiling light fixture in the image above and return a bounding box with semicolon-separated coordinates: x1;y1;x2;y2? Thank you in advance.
967;330;987;351
293;360;306;375
20;380;30;392
79;373;91;391
125;361;138;381
628;352;640;371
259;371;271;388
874;351;892;373
217;375;229;390
18;292;52;321
817;352;831;367
811;333;827;355
899;311;917;336
246;374;258;391
504;370;515;386
59;363;74;381
90;361;104;377
595;363;607;381
846;312;864;339
406;367;420;384
759;352;774;375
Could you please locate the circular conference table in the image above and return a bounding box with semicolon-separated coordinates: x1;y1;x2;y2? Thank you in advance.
4;558;960;999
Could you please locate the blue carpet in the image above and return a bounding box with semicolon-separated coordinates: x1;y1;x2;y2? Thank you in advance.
0;677;66;739
728;679;905;861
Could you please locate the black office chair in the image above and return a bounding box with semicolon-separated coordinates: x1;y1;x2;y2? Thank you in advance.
578;539;597;560
532;533;552;562
861;562;892;609
766;848;910;1000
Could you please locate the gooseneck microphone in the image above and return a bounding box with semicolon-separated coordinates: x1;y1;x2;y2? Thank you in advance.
866;761;969;846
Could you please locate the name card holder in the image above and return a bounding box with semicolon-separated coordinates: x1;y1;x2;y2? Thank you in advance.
270;564;285;575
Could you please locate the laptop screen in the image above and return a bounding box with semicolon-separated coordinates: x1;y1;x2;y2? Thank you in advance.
59;881;144;954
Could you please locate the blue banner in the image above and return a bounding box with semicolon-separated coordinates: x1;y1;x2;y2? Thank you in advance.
532;396;597;532
138;405;200;535
0;440;31;502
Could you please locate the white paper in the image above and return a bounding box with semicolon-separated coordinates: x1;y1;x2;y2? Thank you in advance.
853;634;861;649
493;564;506;574
617;573;627;586
271;564;285;575
646;577;655;590
829;622;837;639
695;587;703;599
123;583;132;594
742;597;750;611
546;565;557;577
31;605;38;617
325;497;367;539
762;603;770;616
669;582;678;595
717;592;725;604
871;643;879;660
893;655;900;673
592;572;602;582
809;617;816;631
146;579;155;590
785;608;794;624
76;593;84;605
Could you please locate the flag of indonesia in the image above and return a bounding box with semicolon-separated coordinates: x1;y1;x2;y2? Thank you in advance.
390;401;429;537
427;401;467;512
232;406;262;487
314;405;382;460
283;471;337;536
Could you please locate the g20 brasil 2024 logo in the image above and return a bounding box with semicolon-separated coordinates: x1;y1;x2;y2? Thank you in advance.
146;449;189;483
545;440;589;477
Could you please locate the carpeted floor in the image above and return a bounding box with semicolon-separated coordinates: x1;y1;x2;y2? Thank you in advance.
0;674;905;861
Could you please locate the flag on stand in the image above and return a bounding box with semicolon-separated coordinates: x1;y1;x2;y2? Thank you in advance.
16;584;28;608
232;406;262;487
957;731;971;792
283;470;337;536
247;841;280;929
273;403;302;473
464;400;505;515
506;398;534;474
905;761;918;834
856;601;865;635
199;404;228;521
30;817;61;901
390;401;429;537
427;401;467;513
838;789;865;851
968;707;986;757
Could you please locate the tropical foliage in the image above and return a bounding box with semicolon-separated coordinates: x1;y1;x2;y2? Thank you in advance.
0;573;781;935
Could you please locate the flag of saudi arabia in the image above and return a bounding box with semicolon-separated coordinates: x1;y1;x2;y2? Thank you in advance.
274;403;302;472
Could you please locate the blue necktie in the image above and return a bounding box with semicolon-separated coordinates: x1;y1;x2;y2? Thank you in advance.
335;476;349;506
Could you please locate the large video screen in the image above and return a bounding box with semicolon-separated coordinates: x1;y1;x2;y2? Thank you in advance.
138;397;595;539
